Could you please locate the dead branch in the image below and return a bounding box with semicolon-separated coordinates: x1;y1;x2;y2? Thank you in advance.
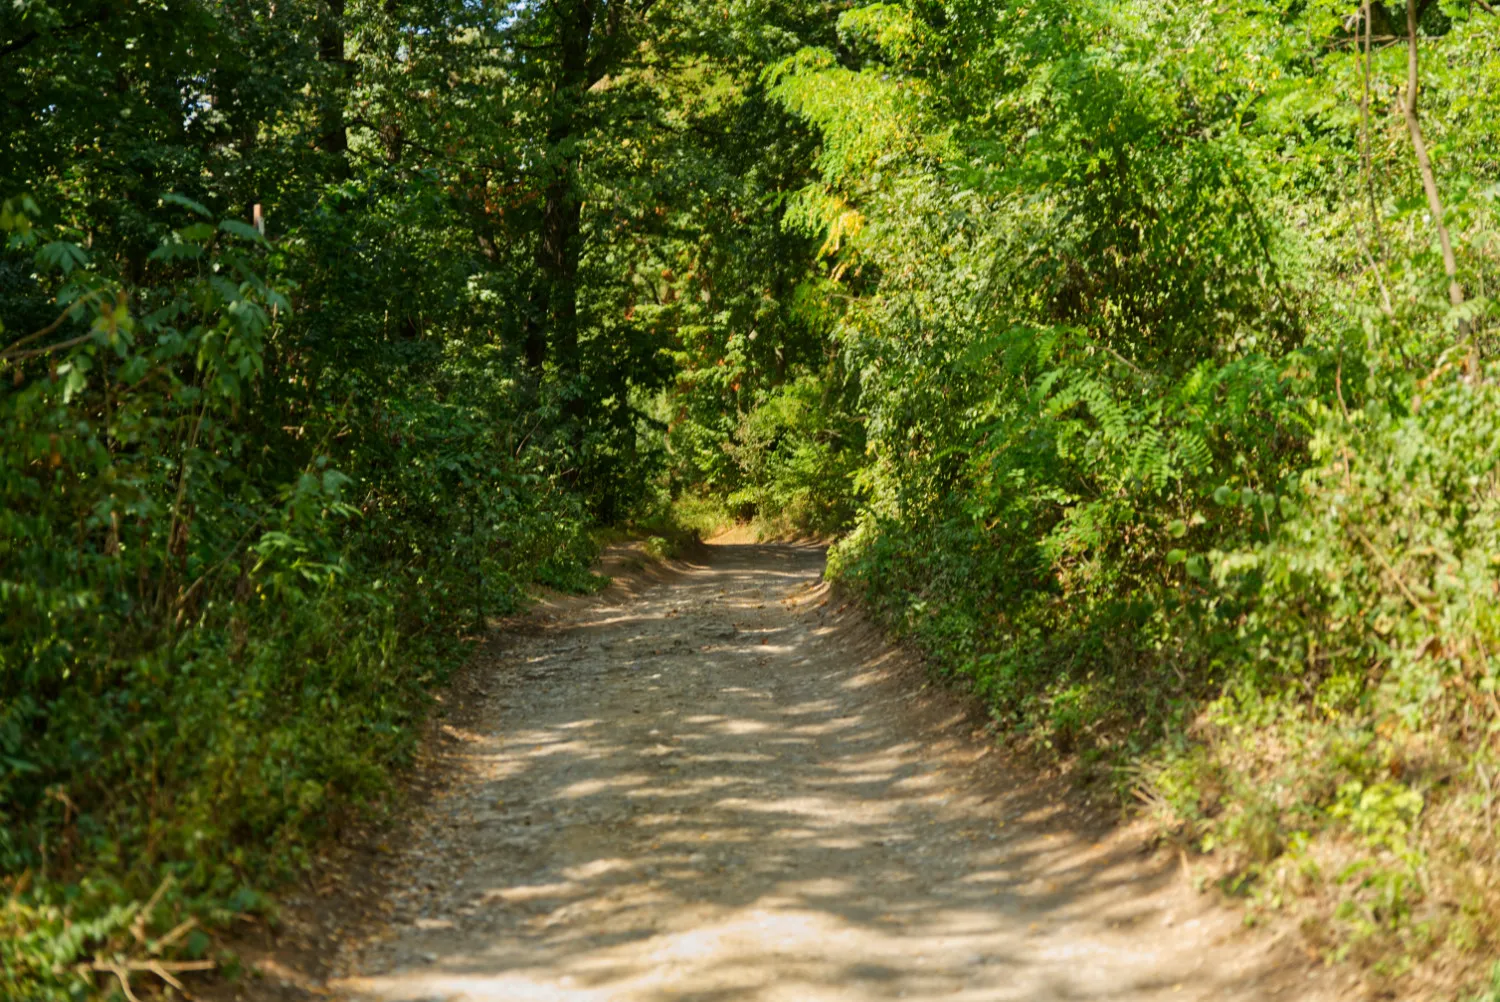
0;331;93;363
0;304;81;358
82;956;217;1000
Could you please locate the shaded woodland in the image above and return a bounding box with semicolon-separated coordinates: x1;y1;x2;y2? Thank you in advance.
4;0;1500;996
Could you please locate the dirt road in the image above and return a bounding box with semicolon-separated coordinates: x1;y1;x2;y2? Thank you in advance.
323;541;1335;1002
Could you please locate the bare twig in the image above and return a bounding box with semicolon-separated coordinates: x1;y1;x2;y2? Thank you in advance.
1358;240;1396;320
1401;0;1467;324
82;957;216;1000
85;959;214;974
149;917;198;954
98;964;140;1002
0;304;81;358
513;413;546;458
146;962;185;991
1472;628;1500;718
157;401;209;615
171;520;265;623
1329;34;1407;50
1336;351;1351;418
1101;341;1149;379
1476;761;1495;833
1360;1;1384;257
0;331;93;363
128;876;174;946
1350;524;1437;622
6;869;32;902
89;885;202;998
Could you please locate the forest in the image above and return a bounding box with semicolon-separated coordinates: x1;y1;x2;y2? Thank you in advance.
3;0;1500;997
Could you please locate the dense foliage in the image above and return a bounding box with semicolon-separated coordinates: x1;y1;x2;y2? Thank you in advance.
0;0;829;995
6;0;1500;996
748;0;1500;993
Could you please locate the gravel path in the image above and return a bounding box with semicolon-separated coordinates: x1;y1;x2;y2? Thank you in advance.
331;541;1336;1002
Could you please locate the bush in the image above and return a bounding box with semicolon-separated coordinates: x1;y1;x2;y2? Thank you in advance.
0;194;601;999
724;373;864;537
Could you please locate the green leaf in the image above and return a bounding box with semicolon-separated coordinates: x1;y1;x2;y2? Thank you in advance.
219;219;267;245
61;365;87;403
37;241;88;275
149;241;206;263
161;192;212;218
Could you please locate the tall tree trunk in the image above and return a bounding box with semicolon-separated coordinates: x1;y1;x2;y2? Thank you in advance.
529;0;597;378
523;0;636;381
536;178;584;372
318;0;350;177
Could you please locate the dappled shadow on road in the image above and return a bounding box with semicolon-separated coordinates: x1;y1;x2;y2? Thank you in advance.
339;543;1329;1002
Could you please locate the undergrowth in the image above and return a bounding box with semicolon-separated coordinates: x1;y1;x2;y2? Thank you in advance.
0;191;607;999
756;2;1500;996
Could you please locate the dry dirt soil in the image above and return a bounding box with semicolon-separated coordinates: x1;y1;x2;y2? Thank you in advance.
211;539;1347;1002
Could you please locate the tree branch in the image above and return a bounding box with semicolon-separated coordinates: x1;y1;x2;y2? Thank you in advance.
1401;0;1466;321
1360;0;1384;257
0;304;81;358
0;6;114;60
1;331;93;363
